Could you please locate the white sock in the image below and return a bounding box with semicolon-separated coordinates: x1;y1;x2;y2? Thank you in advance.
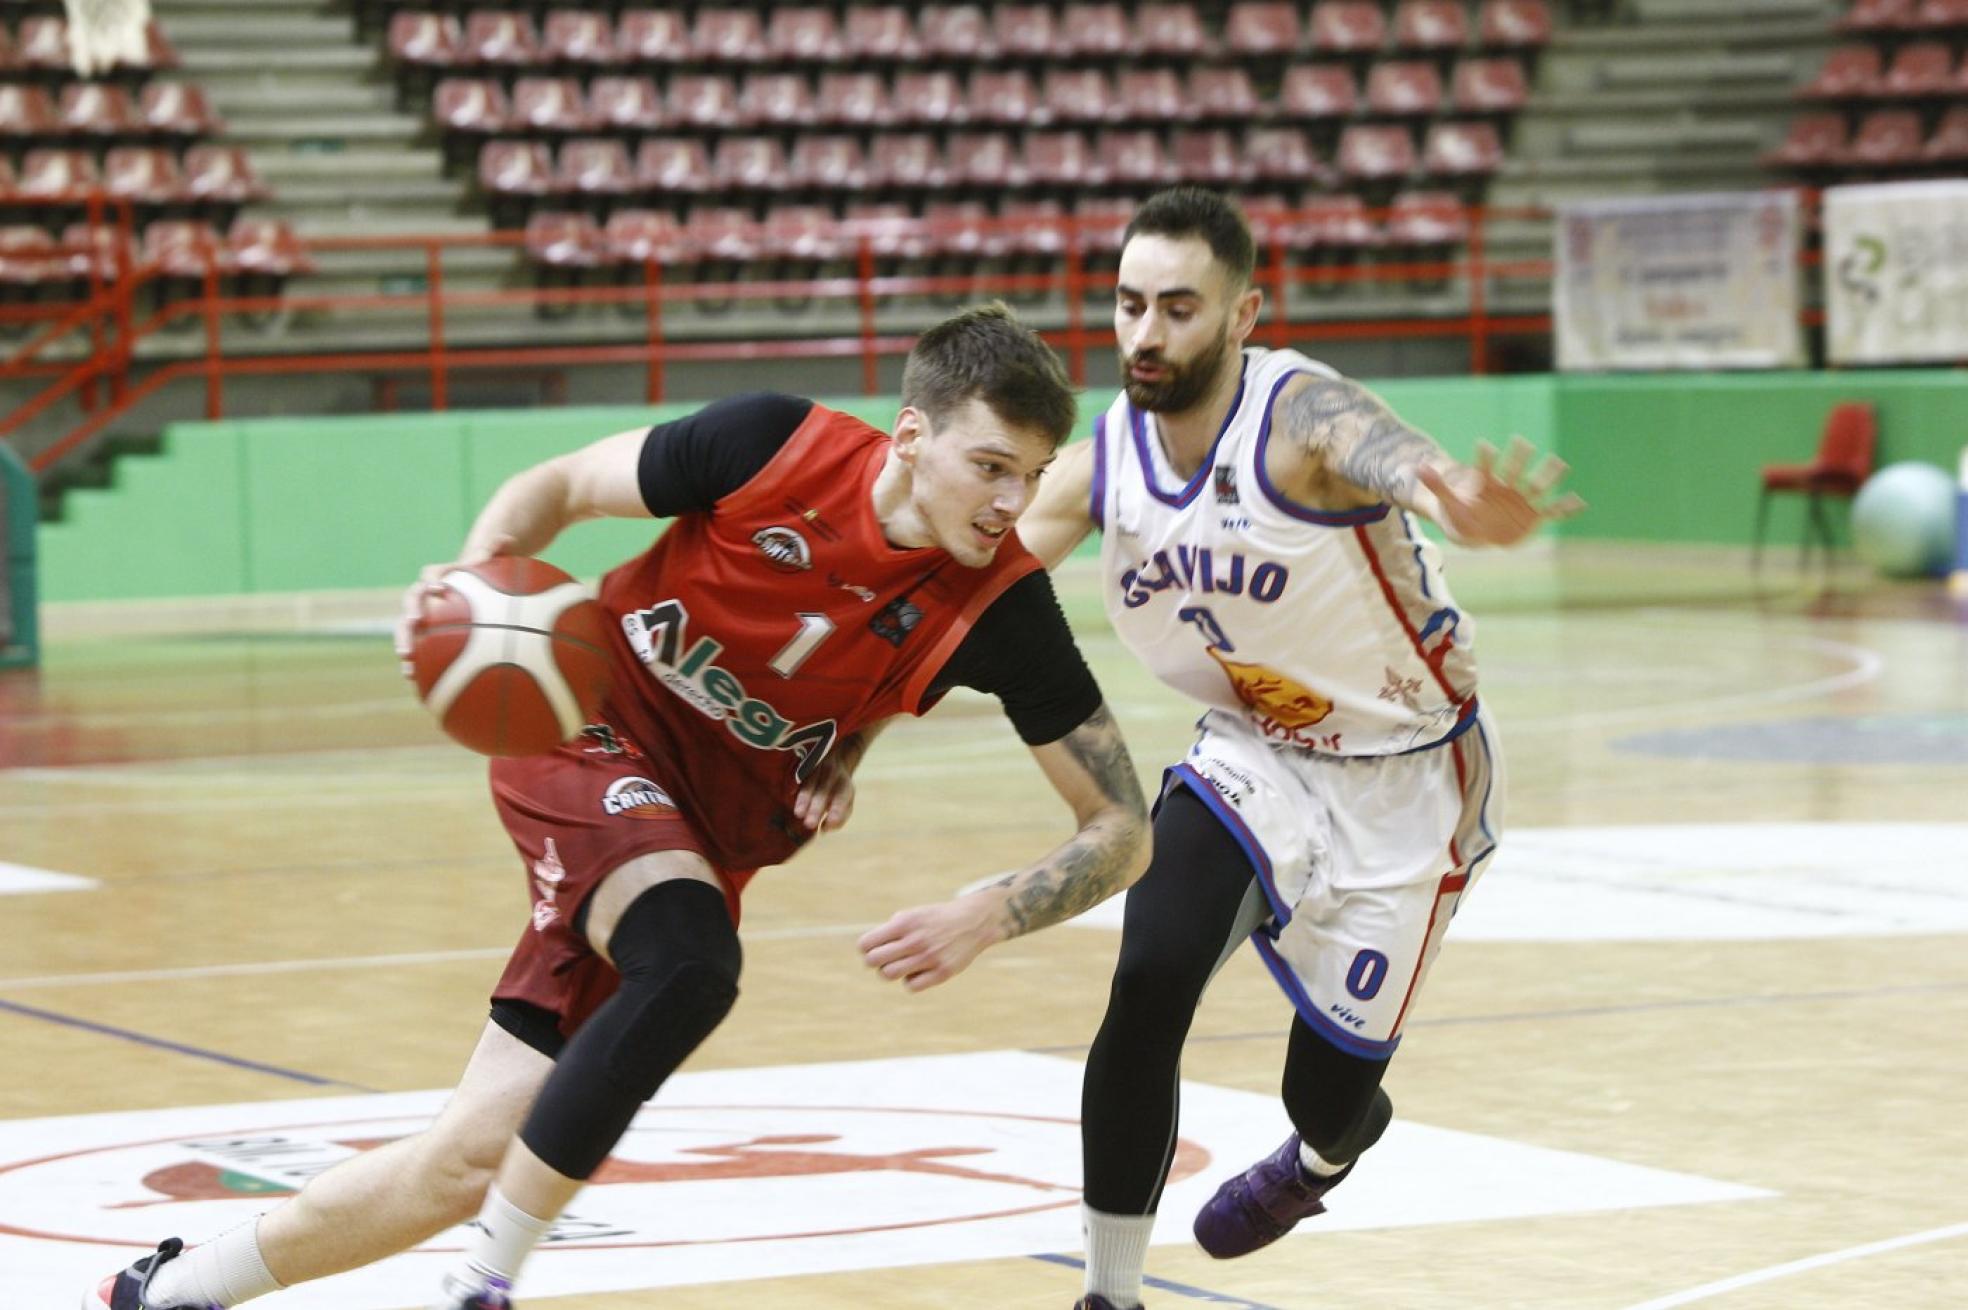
1298;1139;1347;1178
1081;1203;1154;1309
145;1216;283;1307
451;1184;554;1292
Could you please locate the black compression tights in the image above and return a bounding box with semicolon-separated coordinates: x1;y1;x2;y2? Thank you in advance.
1080;783;1392;1215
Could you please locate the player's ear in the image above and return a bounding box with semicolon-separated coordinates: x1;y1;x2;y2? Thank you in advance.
892;406;928;463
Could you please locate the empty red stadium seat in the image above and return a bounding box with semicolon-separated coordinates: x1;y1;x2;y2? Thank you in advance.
1367;61;1445;115
0;228;62;289
1117;68;1185;121
589;76;664;131
1338;124;1418;182
1310;2;1388;55
712;137;786;191
0;26;14;70
844;6;920;60
1245;126;1315;180
635;137;714;193
690;8;765;62
1137;4;1214;57
666;75;741;129
1189;66;1262;119
767;7;843;61
1172;128;1249;185
1394;1;1470;53
1478;0;1552;48
20;150;99;199
845;201;930;260
1001;198;1068;257
463;11;542;67
479;140;555;198
525;211;607;269
1296;194;1383;250
1386;190;1470;245
1225;3;1302;56
558;138;634;198
512;77;594;133
1841;108;1924;166
1452;58;1530;112
228;218;312;277
892;70;964;126
1916;0;1968;28
789;135;868;190
615;10;689;63
103;147;183;205
1762;113;1849;168
923;199;997;259
138;84;220;139
948;132;1020;188
869;133;946;188
1839;0;1916;30
1024;130;1098;187
1099;128;1176;186
15;17;73;72
968;69;1038;126
762;205;850;262
994;4;1061;59
739;72;815;127
139;22;180;71
605;209;688;265
1062;4;1129;58
59;84;139;138
183;146;269;204
1883;42;1953;95
1044;68;1118;123
145;220;229;279
1423;120;1503;177
1924;104;1968;160
435;78;510;136
921;6;996;60
0;86;57;142
543;11;618;67
818;72;893;127
683;206;761;263
1280;64;1360;119
1803;45;1885;98
58;222;138;281
390;11;463;68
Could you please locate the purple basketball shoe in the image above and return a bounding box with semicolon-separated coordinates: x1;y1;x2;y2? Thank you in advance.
1191;1133;1355;1259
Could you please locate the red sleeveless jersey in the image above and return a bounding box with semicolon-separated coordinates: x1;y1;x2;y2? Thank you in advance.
594;402;1040;871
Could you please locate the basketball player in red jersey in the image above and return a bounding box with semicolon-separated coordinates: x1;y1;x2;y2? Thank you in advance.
90;304;1150;1310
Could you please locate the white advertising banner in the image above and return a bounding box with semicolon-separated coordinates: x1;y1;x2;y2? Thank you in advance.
1826;178;1968;365
1555;191;1803;371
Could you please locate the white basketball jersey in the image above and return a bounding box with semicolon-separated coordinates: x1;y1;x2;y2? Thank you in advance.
1093;348;1479;757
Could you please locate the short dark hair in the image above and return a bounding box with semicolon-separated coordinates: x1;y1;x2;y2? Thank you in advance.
1123;187;1256;290
901;302;1077;449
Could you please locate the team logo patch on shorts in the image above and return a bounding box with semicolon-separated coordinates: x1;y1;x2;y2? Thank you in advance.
602;776;676;820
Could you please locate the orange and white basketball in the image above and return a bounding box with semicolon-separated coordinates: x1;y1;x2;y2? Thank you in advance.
409;556;612;757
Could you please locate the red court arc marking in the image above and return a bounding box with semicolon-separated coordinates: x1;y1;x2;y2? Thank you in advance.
0;1103;1211;1250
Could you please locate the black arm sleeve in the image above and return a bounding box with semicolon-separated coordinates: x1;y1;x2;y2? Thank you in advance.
929;570;1105;746
636;392;814;517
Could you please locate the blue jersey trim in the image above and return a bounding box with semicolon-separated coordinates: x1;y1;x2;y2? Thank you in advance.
1252;371;1393;526
1129;358;1249;509
1169;762;1293;929
1090;412;1108;531
1253;937;1403;1058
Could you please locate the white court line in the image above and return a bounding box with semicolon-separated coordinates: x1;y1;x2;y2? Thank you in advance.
1621;1220;1968;1309
0;922;869;992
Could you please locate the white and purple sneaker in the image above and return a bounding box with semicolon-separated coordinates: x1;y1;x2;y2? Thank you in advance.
85;1239;218;1309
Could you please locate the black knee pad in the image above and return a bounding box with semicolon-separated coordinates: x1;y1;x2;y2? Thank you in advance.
601;957;738;1099
1315;1085;1393;1163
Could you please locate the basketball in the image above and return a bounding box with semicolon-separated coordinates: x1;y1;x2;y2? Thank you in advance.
1852;461;1957;579
409;556;613;756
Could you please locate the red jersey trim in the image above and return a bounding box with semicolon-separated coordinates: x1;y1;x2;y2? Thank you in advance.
713;401;856;520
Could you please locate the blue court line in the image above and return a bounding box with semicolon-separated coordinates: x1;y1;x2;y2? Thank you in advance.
1024;978;1968;1056
1029;1252;1288;1309
0;997;374;1091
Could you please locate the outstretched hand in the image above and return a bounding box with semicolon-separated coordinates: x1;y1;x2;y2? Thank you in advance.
857;888;1005;992
391;534;517;679
1414;436;1585;548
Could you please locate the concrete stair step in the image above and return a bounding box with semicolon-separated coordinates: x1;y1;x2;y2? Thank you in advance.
1591;51;1800;88
153;14;356;46
290;212;490;239
1566;119;1764;152
231;115;426;147
1562;17;1833;51
266;177;461;208
179;46;377;75
205;81;399;115
254;148;443;180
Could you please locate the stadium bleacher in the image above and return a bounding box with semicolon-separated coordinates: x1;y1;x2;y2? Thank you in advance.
1769;0;1968;176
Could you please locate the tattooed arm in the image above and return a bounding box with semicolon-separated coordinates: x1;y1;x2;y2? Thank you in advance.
857;703;1150;992
1275;374;1584;547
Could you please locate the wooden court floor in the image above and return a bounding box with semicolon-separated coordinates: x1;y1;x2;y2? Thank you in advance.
2;542;1965;1309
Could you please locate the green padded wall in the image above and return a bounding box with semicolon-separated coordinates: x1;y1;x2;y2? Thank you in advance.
1;441;36;667
33;370;1968;602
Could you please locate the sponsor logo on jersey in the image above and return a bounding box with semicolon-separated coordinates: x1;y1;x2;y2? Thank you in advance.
828;571;877;603
580;723;642;758
869;596;923;647
602;776;675;820
532;838;565;931
782;496;842;544
1207;649;1336;742
622;599;839;782
1378;666;1426;711
1213;464;1239;504
1119;547;1289;608
752;526;813;572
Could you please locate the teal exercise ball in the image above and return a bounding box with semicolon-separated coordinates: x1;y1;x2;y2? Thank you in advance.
1851;461;1957;578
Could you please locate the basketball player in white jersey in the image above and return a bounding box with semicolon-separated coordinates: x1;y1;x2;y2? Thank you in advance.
1006;188;1584;1310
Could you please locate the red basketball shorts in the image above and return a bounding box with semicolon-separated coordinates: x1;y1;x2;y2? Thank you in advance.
486;727;755;1039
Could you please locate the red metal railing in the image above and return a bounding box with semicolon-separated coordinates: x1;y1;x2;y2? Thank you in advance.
4;201;1561;476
